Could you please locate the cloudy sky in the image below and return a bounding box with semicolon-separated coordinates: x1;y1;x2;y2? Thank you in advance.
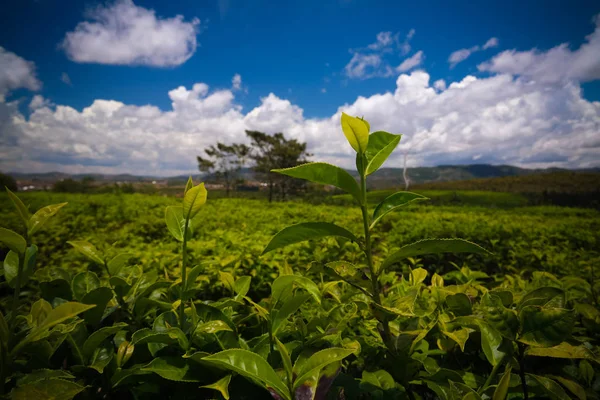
1;0;599;176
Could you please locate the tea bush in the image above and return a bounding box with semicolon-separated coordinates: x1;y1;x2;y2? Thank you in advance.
0;114;599;399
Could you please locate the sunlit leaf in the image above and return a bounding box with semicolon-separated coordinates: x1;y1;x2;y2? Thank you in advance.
262;222;358;255
341;112;369;153
28;203;68;236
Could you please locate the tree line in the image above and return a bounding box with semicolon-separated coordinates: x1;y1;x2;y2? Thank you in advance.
197;131;310;202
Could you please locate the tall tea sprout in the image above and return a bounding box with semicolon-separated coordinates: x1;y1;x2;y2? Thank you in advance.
262;112;488;396
165;177;207;330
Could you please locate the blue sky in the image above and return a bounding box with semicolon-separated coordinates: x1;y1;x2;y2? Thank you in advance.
1;0;599;175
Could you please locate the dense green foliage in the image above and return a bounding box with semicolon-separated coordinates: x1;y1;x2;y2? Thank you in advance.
0;114;599;399
0;173;17;192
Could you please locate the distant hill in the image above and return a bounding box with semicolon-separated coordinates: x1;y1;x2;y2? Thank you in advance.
7;164;600;189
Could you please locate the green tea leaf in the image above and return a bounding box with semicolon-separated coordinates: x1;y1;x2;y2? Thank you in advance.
550;376;587;400
410;267;428;285
6;187;30;227
492;366;512;400
71;271;101;301
481;293;519;340
202;349;290;400
4;245;38;289
81;287;113;325
17;302;96;351
275;337;293;385
526;374;570;400
364;131;401;175
195;320;232;335
182;182;207;220
271;275;321;306
271;162;362;204
519;287;565;310
293;348;354;390
0;227;26;254
519;306;574;347
165;206;190;242
361;369;395;390
201;375;232;400
68;241;104;265
525;341;600;363
446;293;472;316
107;253;134;276
141;357;199;382
381;238;490;270
234;276;251;299
89;342;114;373
262;222;358;255
11;379;86;400
28;202;67;236
371;191;428;229
82;322;128;359
442;328;471;352
272;293;312;335
17;369;75;386
341;112;369;153
184;176;194;195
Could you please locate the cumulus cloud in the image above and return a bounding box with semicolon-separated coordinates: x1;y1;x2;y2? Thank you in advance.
231;74;242;91
1;67;599;175
397;51;424;72
61;0;200;67
433;79;447;91
0;47;41;101
449;37;499;68
478;15;600;83
29;95;54;110
345;30;422;79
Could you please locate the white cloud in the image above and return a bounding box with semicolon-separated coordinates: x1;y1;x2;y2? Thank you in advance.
433;79;447;91
0;47;41;101
449;37;499;68
345;53;390;79
483;37;499;50
29;95;53;110
345;30;420;79
321;88;327;93
61;72;72;86
232;74;242;90
397;51;424;72
61;0;200;67
1;68;598;175
478;16;600;83
2;24;600;175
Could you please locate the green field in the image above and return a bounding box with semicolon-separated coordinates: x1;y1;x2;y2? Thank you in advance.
1;189;599;399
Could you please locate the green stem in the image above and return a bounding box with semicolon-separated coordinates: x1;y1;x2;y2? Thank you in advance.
518;343;529;400
481;356;505;392
359;171;415;400
180;218;190;332
10;253;25;323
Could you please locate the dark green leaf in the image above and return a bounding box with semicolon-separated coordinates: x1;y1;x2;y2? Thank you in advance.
0;227;26;254
481;293;519;340
141;357;199;382
89;342;114;373
202;349;290;400
361;369;395;390
519;306;574;347
371;191;428;228
71;271;100;301
527;374;570;400
17;369;75;386
81;287;114;325
519;287;565;310
364;131;401;175
271;275;321;306
446;293;472;316
107;253;134;276
262;222;358;255
492;366;512;400
82;322;128;359
381;239;490;270
293;348;354;390
6;187;30;227
4;245;37;289
11;379;85;400
272;162;362;204
551;376;586;400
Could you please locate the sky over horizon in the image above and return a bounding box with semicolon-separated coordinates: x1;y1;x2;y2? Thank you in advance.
1;0;599;176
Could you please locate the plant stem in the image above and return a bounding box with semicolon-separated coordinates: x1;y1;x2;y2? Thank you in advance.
518;343;529;400
180;218;190;332
10;254;25;323
481;356;505;392
359;172;415;400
